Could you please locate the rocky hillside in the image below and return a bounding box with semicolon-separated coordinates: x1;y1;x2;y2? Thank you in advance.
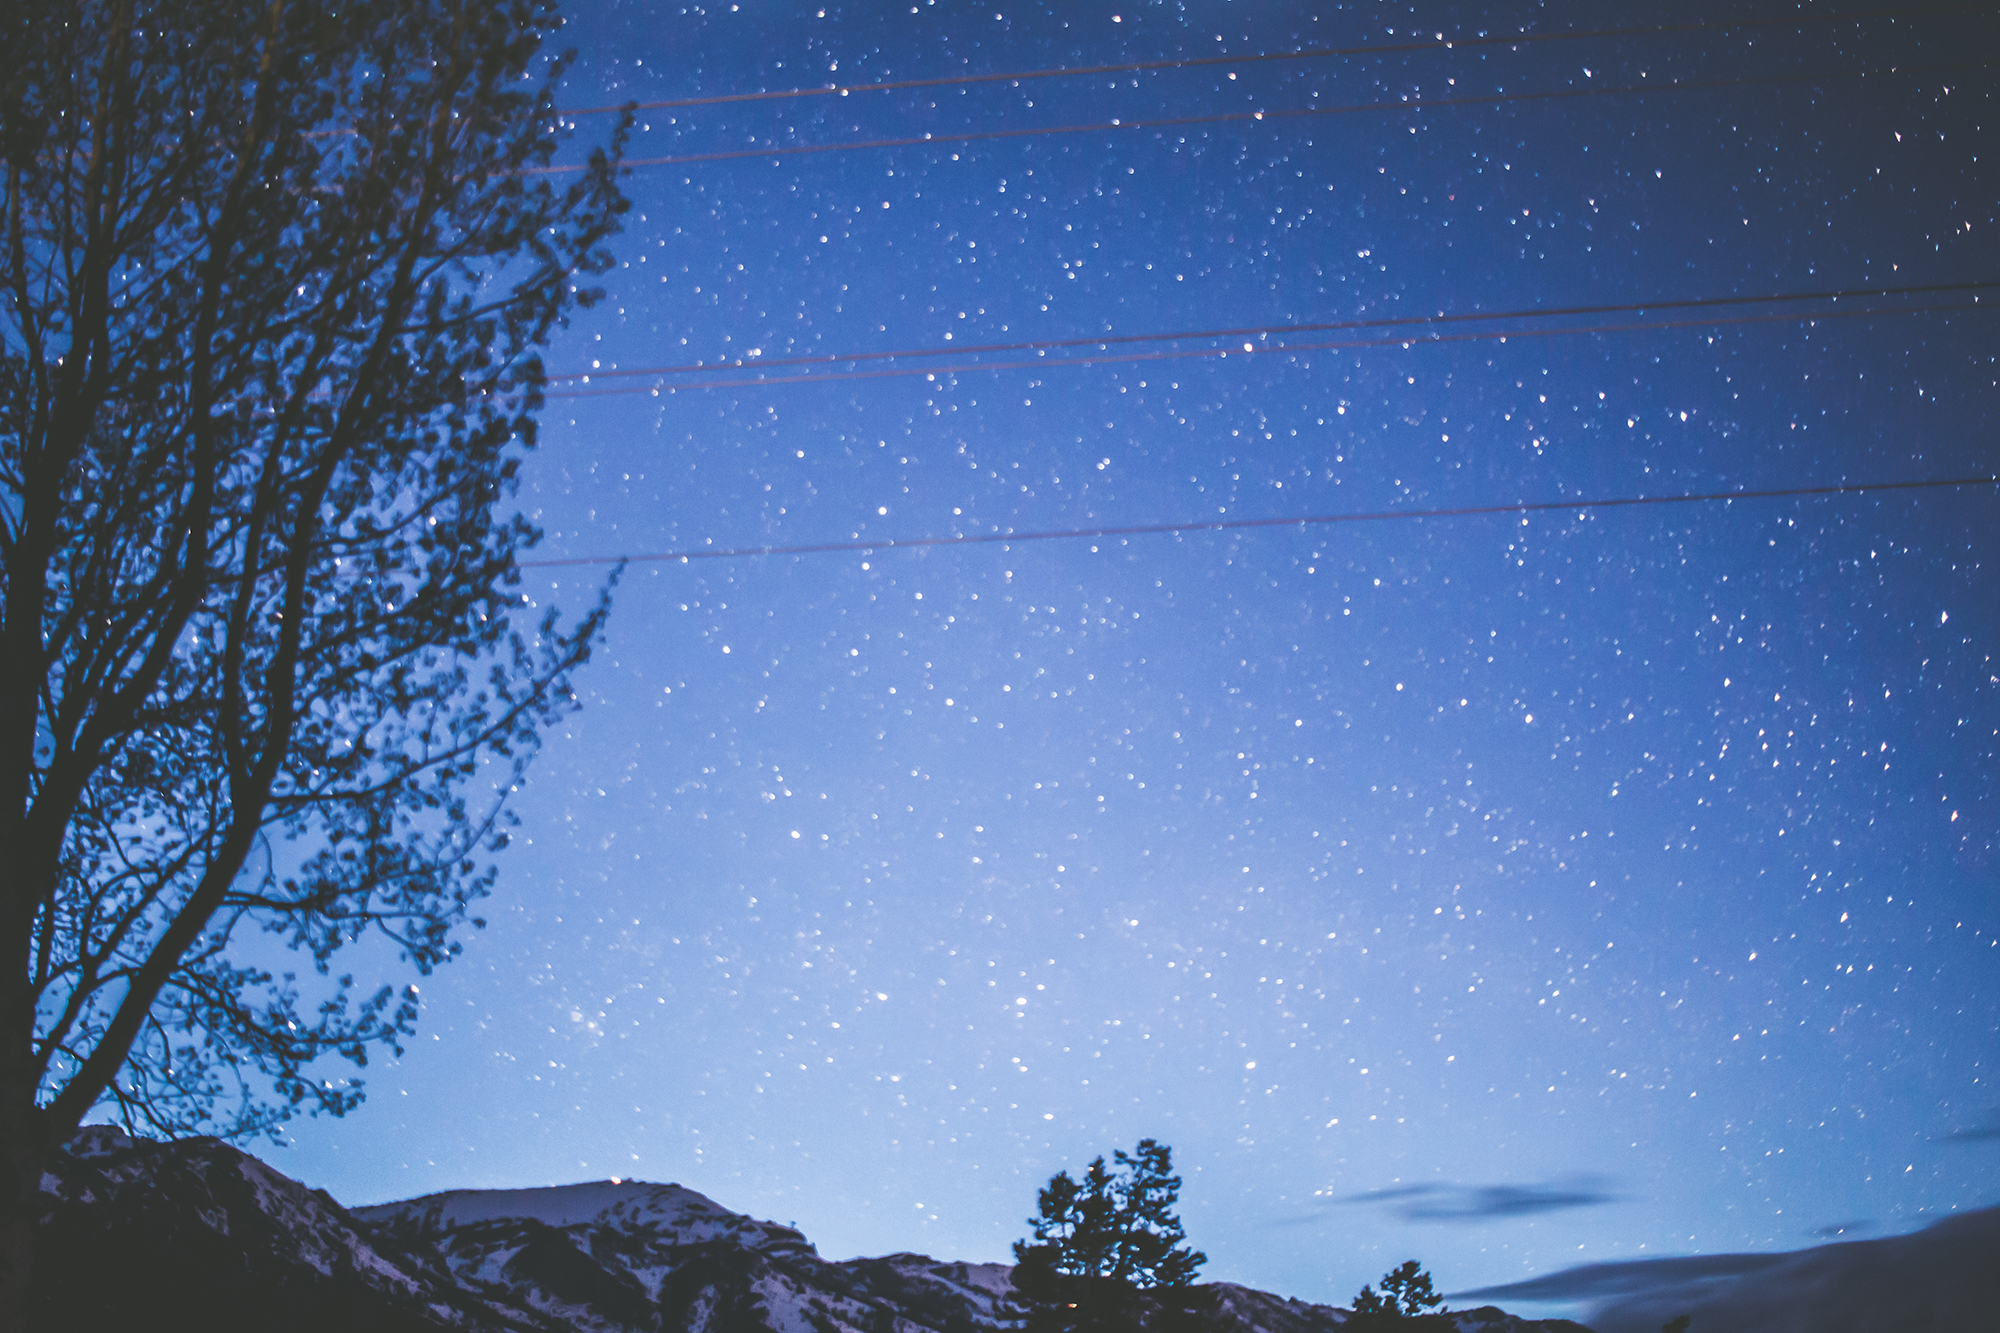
33;1129;1591;1333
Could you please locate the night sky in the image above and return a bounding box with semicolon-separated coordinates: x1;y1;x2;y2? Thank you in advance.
267;1;1996;1316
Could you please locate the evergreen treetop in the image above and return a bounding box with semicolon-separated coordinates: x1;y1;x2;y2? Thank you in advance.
1351;1260;1448;1328
1013;1138;1206;1289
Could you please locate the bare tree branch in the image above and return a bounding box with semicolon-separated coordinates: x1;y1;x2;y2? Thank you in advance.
0;0;630;1318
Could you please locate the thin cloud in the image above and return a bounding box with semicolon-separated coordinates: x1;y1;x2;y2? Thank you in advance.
1937;1107;2000;1142
1340;1177;1617;1223
1406;1182;1618;1221
1336;1184;1444;1205
1453;1253;1782;1303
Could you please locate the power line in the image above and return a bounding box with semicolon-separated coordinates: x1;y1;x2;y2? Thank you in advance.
564;6;1975;114
519;476;1997;569
534;61;1983;174
545;295;1992;398
548;279;1998;388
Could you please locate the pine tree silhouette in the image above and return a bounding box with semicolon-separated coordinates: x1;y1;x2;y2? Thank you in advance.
1013;1139;1205;1287
1349;1261;1450;1330
1013;1140;1205;1333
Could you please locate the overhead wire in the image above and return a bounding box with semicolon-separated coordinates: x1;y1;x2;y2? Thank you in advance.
545;292;1993;398
561;5;1978;114
512;16;1995;573
536;23;1987;391
519;476;1998;569
547;279;1998;390
531;61;1984;174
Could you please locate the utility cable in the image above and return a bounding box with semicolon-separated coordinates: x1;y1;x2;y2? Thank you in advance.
520;476;1997;569
531;60;1983;174
545;294;1993;398
563;6;1977;115
548;279;1999;388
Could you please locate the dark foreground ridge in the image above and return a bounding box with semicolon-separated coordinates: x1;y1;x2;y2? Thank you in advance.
34;1128;1591;1333
1456;1202;2000;1333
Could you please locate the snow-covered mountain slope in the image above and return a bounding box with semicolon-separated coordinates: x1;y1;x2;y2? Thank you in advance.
358;1180;817;1254
33;1127;559;1332
34;1130;1589;1333
357;1182;1027;1333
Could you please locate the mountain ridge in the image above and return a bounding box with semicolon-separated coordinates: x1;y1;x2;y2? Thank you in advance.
32;1128;1589;1333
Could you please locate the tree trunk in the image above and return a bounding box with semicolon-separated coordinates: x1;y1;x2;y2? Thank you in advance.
0;1148;33;1333
0;1001;45;1333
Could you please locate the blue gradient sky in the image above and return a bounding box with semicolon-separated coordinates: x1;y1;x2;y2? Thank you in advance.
269;1;1996;1314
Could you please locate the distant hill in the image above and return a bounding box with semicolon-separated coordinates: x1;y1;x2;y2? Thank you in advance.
1456;1205;2000;1333
34;1128;1589;1333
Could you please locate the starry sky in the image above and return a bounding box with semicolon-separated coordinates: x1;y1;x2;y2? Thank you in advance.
268;0;1997;1315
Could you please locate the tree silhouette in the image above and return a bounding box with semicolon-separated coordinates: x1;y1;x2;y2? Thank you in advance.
1015;1138;1205;1288
1013;1140;1205;1333
0;0;627;1319
1350;1261;1449;1329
